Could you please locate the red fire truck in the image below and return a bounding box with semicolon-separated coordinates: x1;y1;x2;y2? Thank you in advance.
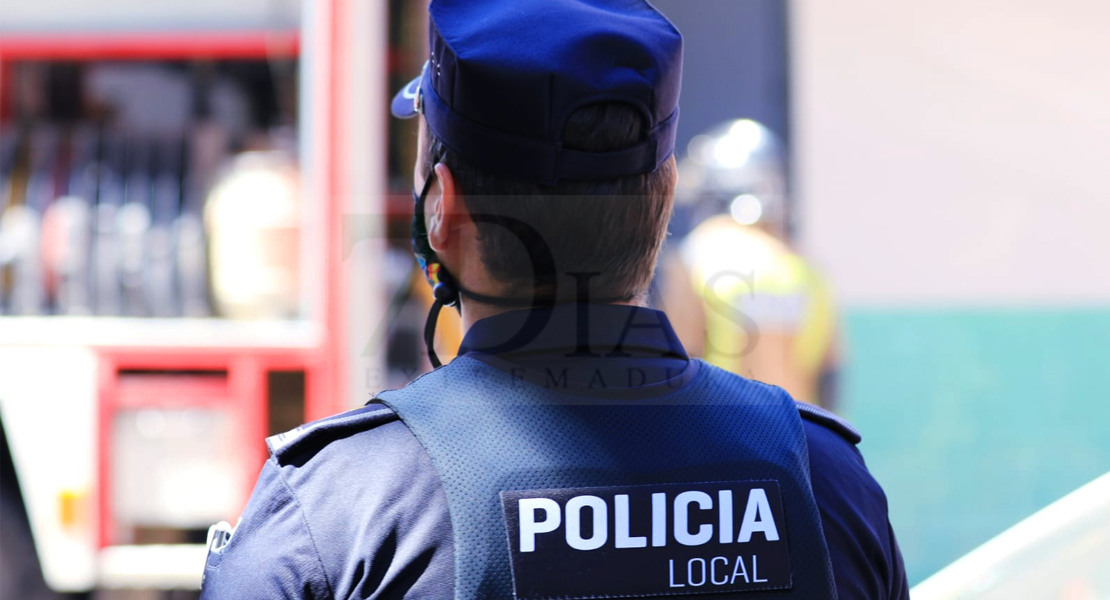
0;0;394;592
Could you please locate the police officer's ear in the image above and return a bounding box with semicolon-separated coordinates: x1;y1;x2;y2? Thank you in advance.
426;161;462;254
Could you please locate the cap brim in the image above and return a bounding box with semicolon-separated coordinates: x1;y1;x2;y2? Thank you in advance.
391;72;422;119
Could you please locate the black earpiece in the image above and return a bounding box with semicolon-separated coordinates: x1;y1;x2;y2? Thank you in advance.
433;281;459;307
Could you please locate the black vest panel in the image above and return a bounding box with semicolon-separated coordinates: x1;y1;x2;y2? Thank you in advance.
378;357;836;600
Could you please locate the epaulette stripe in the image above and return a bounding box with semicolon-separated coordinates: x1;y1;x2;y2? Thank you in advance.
796;402;862;445
266;406;396;458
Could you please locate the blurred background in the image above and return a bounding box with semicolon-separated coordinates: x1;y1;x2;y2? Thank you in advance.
1;0;1108;598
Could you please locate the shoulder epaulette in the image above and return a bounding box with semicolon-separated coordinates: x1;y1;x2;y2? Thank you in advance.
795;402;862;445
266;403;398;463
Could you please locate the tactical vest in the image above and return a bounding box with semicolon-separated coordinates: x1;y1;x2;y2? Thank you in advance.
378;356;837;600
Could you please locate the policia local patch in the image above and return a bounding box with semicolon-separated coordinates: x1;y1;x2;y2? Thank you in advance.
501;481;791;599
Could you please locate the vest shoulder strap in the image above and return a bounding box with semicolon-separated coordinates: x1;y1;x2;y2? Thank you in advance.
796;401;862;445
266;404;398;465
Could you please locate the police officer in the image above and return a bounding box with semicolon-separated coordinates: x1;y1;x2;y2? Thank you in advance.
200;1;909;598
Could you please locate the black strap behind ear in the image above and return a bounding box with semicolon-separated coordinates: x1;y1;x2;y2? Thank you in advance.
423;298;446;368
424;281;460;368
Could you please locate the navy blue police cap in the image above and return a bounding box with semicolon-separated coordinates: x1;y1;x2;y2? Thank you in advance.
391;0;683;185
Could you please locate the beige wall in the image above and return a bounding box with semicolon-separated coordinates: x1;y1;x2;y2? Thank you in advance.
792;0;1110;305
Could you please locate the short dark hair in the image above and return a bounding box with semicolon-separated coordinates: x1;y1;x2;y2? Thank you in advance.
421;102;677;302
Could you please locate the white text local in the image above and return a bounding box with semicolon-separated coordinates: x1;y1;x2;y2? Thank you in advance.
669;555;767;588
518;488;780;552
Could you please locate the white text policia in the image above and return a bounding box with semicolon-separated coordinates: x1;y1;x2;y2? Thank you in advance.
517;486;782;588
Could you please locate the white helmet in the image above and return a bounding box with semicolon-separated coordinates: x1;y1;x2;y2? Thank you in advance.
675;119;787;233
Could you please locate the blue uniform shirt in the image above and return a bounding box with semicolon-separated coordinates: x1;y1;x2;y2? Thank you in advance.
200;304;909;599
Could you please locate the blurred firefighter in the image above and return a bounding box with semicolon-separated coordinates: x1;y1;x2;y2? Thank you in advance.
658;119;842;410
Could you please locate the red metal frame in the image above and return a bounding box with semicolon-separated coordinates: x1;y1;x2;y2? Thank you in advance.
308;0;350;422
0;31;299;61
96;347;323;548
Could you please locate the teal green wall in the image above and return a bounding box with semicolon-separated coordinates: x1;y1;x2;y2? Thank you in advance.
841;308;1110;585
